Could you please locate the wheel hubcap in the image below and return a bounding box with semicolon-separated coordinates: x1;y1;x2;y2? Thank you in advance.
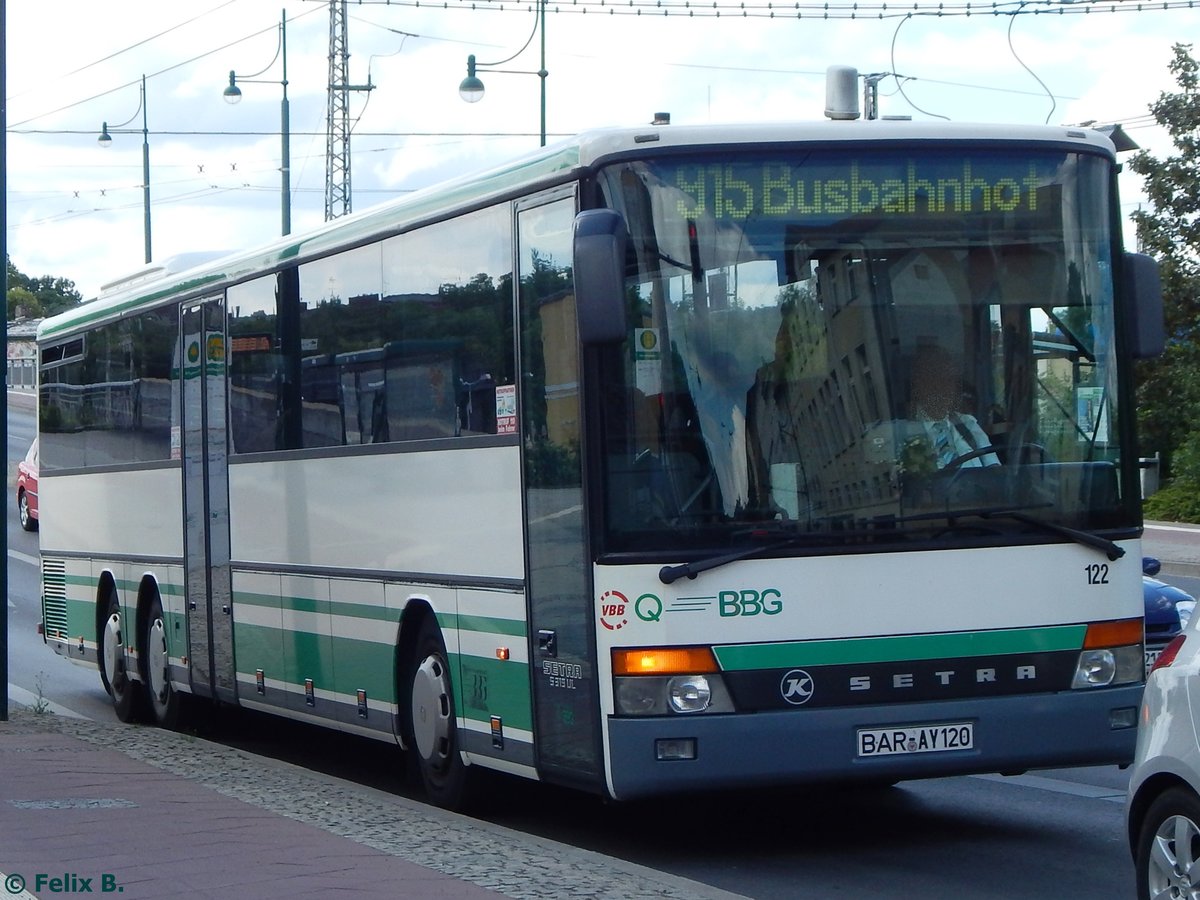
411;654;452;763
102;612;124;688
1150;814;1200;899
147;617;169;704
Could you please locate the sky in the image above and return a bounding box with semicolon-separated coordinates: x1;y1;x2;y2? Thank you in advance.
4;0;1197;301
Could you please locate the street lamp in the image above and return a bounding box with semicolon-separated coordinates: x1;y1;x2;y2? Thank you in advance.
222;9;291;236
98;74;152;264
458;0;547;146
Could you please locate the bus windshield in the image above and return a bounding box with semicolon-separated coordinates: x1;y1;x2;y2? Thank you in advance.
596;147;1130;555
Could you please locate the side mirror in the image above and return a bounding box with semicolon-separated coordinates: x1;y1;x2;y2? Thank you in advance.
1143;556;1162;577
1124;252;1165;360
574;209;628;345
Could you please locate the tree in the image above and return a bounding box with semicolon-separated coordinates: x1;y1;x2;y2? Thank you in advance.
1128;44;1200;520
7;286;41;320
6;255;82;321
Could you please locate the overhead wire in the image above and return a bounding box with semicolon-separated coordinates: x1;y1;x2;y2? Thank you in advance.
8;5;326;129
890;17;951;121
1005;13;1058;124
306;0;1199;20
3;0;240;103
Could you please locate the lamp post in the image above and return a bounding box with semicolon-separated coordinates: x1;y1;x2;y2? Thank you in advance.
223;9;291;236
458;0;547;146
98;74;152;264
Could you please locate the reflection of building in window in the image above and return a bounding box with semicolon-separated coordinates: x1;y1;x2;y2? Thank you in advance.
536;288;579;447
225;203;516;455
38;307;178;470
745;254;897;522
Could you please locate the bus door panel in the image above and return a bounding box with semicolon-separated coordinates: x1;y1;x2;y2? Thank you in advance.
517;193;605;788
181;297;237;704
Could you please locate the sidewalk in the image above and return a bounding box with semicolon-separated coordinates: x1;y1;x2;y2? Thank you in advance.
0;705;746;900
1144;520;1200;578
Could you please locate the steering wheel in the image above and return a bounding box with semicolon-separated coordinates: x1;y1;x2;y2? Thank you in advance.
943;445;1003;470
943;442;1050;470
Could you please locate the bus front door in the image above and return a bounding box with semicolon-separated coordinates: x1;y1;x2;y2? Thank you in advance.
181;297;237;704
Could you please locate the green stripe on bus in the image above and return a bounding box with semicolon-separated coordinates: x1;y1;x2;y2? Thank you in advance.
61;573;184;597
230;624;532;730
440;612;527;638
233;589;396;622
712;624;1089;671
233;622;398;701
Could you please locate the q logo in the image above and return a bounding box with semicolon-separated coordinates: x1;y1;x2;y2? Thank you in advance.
635;593;663;623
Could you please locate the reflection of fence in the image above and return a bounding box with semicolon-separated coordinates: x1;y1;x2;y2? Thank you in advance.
41;379;173;432
6;356;36;391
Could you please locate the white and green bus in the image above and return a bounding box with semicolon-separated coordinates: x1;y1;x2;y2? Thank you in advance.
38;118;1163;807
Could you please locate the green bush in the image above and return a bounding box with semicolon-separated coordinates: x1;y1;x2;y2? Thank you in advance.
1144;477;1200;524
1145;430;1200;523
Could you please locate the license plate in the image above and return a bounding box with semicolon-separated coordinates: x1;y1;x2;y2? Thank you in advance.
1146;649;1162;674
857;722;974;757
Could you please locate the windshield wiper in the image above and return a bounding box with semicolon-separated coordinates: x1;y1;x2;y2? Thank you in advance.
910;504;1124;561
975;509;1125;561
659;534;811;585
882;503;1124;560
657;522;873;584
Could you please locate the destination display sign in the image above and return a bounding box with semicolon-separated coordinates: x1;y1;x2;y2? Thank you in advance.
663;155;1070;221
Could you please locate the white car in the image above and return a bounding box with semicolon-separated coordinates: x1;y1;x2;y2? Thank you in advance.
1127;608;1200;899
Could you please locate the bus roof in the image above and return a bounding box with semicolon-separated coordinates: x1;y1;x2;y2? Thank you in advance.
38;119;1118;343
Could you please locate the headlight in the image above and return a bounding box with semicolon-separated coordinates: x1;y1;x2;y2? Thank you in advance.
668;675;713;713
1071;646;1142;688
614;674;735;715
1178;600;1196;631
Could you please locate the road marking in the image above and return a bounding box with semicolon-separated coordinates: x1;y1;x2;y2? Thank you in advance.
971;772;1126;804
8;548;38;567
6;684;89;720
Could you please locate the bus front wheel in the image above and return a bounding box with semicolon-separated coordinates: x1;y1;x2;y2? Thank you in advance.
405;615;475;809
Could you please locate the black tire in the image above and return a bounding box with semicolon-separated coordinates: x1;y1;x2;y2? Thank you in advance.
98;587;144;723
142;593;188;729
17;489;37;532
404;615;476;809
1135;785;1200;900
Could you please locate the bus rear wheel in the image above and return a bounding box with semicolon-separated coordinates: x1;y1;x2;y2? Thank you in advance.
405;615;475;809
142;594;186;729
99;589;143;723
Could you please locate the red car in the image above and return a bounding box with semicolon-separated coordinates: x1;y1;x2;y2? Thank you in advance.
16;437;38;532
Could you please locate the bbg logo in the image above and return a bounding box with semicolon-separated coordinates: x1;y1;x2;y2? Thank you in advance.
718;589;783;617
780;669;815;705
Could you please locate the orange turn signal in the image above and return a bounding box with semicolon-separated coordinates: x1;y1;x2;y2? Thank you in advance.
612;646;719;676
1083;618;1144;649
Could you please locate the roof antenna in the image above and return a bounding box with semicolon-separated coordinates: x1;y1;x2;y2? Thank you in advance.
825;66;860;120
